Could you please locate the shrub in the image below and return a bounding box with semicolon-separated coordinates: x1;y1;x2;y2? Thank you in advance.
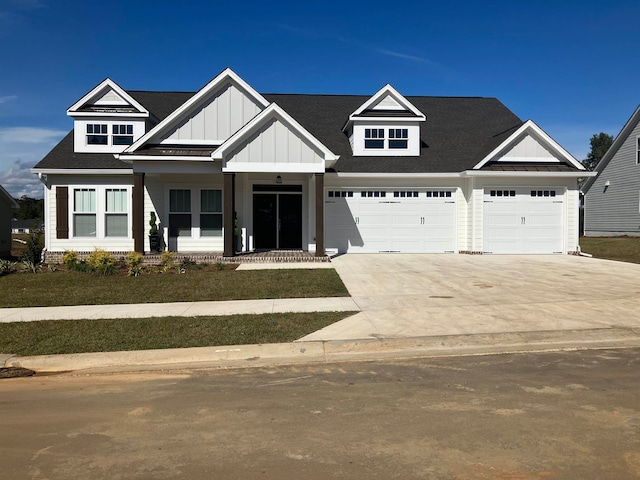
0;259;16;276
126;251;144;277
21;231;43;266
86;249;117;275
62;250;79;268
160;251;176;273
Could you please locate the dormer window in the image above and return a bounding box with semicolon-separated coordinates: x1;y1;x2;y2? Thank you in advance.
389;128;408;149
87;124;108;145
365;128;385;149
113;124;134;145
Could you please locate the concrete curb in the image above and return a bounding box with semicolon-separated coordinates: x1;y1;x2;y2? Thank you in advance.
4;327;640;374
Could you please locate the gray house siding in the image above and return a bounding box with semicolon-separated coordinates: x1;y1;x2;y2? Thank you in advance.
585;119;640;236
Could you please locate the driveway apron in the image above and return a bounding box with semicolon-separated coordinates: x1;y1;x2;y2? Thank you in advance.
300;254;640;341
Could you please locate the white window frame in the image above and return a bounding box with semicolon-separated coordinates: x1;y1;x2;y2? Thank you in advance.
112;124;134;146
199;189;223;238
86;124;108;146
72;188;97;237
364;128;385;149
105;188;129;237
70;186;131;239
636;136;640;164
169;189;193;239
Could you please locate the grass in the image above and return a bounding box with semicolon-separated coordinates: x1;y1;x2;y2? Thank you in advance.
0;268;349;308
0;311;356;356
580;236;640;264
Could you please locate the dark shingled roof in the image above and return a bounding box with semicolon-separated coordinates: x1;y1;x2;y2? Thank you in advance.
36;89;576;173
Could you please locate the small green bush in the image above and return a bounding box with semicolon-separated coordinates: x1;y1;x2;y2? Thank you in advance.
21;231;43;266
126;251;144;277
86;249;117;275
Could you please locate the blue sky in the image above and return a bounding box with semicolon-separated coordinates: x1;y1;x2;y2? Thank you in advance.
0;0;638;197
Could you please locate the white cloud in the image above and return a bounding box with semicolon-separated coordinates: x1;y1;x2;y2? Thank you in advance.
0;159;43;198
0;95;17;104
0;126;66;198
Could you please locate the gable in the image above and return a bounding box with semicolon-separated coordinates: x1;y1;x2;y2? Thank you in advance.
371;94;404;111
474;120;584;171
348;84;426;121
583;104;640;193
67;78;149;117
214;103;338;173
156;82;265;144
496;134;560;162
124;68;270;155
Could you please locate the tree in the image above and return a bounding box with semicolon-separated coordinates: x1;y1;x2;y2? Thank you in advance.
13;196;44;221
582;132;613;171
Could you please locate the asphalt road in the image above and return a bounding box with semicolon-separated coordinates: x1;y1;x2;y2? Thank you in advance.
1;348;640;479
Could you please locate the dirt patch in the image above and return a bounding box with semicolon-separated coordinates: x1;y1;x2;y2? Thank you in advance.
0;367;35;379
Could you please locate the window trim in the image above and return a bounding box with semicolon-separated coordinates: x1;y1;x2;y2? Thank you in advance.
70;185;131;240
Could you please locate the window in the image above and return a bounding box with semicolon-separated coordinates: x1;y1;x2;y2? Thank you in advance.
73;189;96;237
531;190;556;197
86;124;108;145
389;128;408;149
200;190;222;237
169;189;191;237
105;189;128;237
361;190;386;198
112;124;134;145
427;191;454;198
364;128;385;149
489;190;516;197
393;191;419;198
637;137;640;164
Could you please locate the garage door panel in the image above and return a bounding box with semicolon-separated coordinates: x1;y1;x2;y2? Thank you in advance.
483;188;564;254
326;189;457;254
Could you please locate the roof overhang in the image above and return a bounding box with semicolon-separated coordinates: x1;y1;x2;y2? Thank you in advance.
462;170;597;178
31;168;133;175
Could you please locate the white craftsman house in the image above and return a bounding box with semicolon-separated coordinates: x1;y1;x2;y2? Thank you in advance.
33;68;592;261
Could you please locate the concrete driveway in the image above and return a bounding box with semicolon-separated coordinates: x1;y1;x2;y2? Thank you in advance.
300;254;640;341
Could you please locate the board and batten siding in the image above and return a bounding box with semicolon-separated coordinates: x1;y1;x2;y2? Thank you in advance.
160;83;263;143
226;118;324;166
585;120;640;236
497;134;560;161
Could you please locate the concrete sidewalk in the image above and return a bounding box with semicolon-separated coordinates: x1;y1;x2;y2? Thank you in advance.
4;255;640;374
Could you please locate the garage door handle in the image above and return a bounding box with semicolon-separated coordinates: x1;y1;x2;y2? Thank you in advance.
521;217;526;225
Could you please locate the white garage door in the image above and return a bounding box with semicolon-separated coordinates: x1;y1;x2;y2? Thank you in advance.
325;189;456;253
483;188;564;254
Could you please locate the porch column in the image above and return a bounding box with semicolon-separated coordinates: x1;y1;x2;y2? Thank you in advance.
315;173;324;257
223;172;236;257
133;172;145;253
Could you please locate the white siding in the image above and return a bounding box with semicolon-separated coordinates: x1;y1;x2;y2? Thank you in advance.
161;82;263;143
225;118;324;167
497;134;560;162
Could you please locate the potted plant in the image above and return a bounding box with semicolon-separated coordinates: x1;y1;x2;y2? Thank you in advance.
148;212;161;253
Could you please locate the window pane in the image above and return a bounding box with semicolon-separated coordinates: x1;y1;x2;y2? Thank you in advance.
201;213;222;236
106;189;127;212
170;190;191;212
112;125;118;134
74;189;96;212
101;125;107;134
74;214;96;237
113;136;133;145
126;125;133;135
389;140;408;149
106;214;127;237
169;213;191;237
365;139;384;149
87;135;108;145
201;190;222;212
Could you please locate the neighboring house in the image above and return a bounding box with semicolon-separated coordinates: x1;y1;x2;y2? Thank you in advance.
0;185;19;257
11;218;42;234
583;105;640;236
32;68;592;261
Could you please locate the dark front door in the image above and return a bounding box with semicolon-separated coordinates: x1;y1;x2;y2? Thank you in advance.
253;192;302;250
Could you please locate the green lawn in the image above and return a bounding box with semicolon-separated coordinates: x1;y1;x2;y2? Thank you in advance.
579;237;640;264
0;268;349;308
0;312;356;356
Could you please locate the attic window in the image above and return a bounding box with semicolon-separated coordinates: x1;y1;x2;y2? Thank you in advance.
364;128;384;149
389;128;408;149
113;124;134;145
87;124;108;145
